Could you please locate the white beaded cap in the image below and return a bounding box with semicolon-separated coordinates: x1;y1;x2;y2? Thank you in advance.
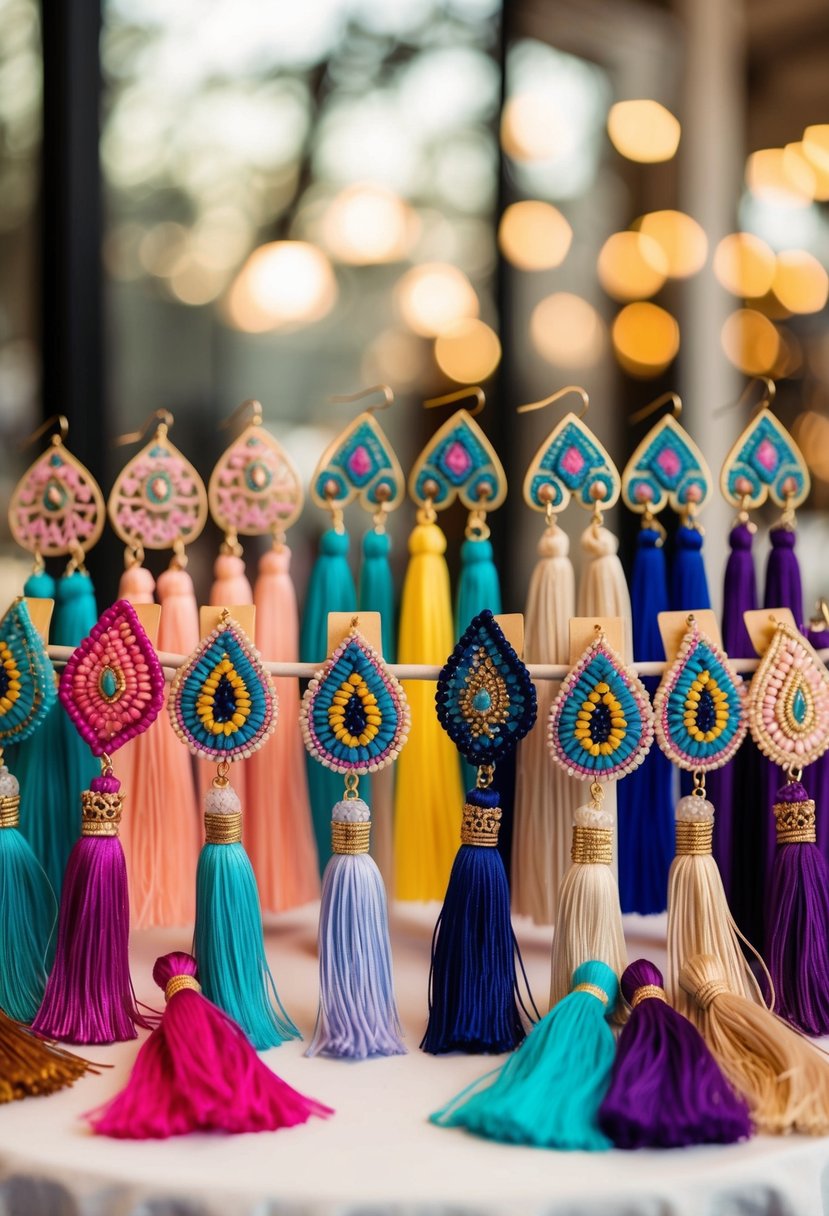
204;784;242;816
574;803;614;830
332;798;370;824
675;795;714;824
0;767;18;798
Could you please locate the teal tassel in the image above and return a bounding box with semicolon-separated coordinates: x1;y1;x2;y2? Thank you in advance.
431;960;618;1150
0;768;57;1022
194;837;299;1051
300;529;357;871
455;536;502;797
359;529;395;661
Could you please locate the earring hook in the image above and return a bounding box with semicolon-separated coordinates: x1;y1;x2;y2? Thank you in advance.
19;414;69;450
714;376;776;419
628;391;682;426
115;408;174;447
424;386;485;417
219;399;263;431
516;385;589;419
328;384;394;415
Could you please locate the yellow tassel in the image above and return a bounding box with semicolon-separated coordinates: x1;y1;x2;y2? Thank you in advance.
394;519;464;900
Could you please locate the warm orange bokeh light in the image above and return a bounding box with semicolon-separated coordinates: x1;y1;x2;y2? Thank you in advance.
611;302;679;376
607;100;680;164
746;147;814;207
773;251;829;315
713;234;775;298
633;211;708;279
396;263;479;338
322;184;414;265
498;201;572;271
597;231;667;301
434;319;502;383
721;309;780;375
226;241;337;332
531;292;606;368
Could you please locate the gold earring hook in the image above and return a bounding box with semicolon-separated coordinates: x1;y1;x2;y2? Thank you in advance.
516;385;589;419
328;384;394;415
714;376;776;419
219;398;263;431
424;386;485;417
115;408;174;447
19;414;69;450
628;391;682;426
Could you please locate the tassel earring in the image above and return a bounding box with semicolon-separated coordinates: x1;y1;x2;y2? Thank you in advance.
431;960;619;1151
169;607;298;1050
681;953;829;1135
512;386;602;925
598;959;751;1149
805;600;829;870
0;598;58;1021
652;612;766;1024
746;613;829;1034
422;609;537;1055
327;385;405;891
396;388;504;900
547;621;654;1006
8;414;104;894
88;951;333;1139
209;398;319;913
619;392;714;914
300;613;409;1058
34;601;164;1043
108;409;206;929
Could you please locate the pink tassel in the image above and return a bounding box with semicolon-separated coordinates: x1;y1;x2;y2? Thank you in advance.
202;554;254;807
87;951;333;1139
247;547;319;911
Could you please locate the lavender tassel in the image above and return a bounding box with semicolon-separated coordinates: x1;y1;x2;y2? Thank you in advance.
768;780;829;1035
598;959;751;1149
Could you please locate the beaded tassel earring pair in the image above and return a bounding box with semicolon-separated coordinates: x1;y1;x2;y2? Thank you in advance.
8;416;102;894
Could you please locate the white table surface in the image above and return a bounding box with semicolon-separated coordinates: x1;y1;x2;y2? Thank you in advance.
0;902;826;1216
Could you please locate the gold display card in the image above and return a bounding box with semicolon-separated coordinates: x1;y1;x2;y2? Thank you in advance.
327;611;383;657
657;610;722;664
134;603;161;647
23;597;53;643
199;605;256;640
568;616;624;664
744;607;798;656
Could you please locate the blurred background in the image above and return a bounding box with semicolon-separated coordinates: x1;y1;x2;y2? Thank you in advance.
1;0;829;616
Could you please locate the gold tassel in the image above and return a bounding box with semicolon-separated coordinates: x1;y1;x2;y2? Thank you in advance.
394;517;464;900
0;1009;98;1102
680;954;829;1135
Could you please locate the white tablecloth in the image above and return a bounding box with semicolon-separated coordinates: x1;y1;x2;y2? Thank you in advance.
0;903;826;1216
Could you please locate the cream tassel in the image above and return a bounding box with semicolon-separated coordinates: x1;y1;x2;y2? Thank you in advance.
680;953;829;1135
549;803;627;1007
667;796;767;1026
512;526;579;923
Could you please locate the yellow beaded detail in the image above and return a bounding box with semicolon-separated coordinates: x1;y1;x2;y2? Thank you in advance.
195;654;252;738
0;641;21;718
165;974;201;1002
682;669;729;744
573;682;628;758
327;672;381;749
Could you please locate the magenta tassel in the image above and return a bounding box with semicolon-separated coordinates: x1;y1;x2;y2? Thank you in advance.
32;776;147;1044
87;951;333;1139
768;780;829;1035
805;621;829;871
598;959;751;1149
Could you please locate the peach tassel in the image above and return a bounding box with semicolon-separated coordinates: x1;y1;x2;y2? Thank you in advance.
200;553;254;808
247;547;319;911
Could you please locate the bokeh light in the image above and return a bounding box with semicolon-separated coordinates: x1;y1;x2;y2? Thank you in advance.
501;92;568;163
721;308;780;374
746;147;814;207
772;250;829;315
226;240;337;332
633;210;708;278
784;142;829;202
498;201;572;270
396;262;479;337
606;100;680;163
530;292;606;368
794;409;829;481
713;233;775;298
597;231;667;301
322;183;414;265
802;125;829;173
434;319;502;382
611;302;679;376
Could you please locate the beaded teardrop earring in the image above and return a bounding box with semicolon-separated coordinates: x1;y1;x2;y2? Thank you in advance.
512;385;606;925
8;415;105;894
209;399;319;914
300;613;409;1058
169;608;298;1050
108;408;207;928
651;612;766;1026
547;620;654;1006
34;601;165;1043
746;612;829;1034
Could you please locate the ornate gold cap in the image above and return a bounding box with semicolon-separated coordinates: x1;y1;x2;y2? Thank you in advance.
81;789;124;837
774;797;816;844
461;802;501;847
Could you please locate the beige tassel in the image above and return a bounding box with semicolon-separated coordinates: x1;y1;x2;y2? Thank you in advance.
680;954;829;1135
667;796;767;1026
549;803;627;1007
512;526;579;923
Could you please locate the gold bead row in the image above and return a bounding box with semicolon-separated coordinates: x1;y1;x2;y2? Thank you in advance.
571;825;613;865
331;820;371;855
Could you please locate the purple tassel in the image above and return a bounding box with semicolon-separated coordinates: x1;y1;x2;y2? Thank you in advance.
805;621;829;872
32;776;149;1044
767;780;829;1035
598;959;752;1149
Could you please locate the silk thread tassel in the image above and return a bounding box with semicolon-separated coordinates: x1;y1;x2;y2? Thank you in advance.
88;951;333;1139
805;616;829;871
0;1009;96;1102
598;959;751;1149
394;518;463;901
431;960;618;1151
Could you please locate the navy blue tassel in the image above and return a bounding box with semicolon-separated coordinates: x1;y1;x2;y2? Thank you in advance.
421;787;535;1055
671;523;712;800
617;527;673;914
